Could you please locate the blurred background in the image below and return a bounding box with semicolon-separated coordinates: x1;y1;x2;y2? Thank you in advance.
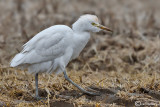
0;0;160;106
0;0;159;68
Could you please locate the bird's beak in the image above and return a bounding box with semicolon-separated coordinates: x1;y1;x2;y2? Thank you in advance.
92;23;113;32
97;24;113;32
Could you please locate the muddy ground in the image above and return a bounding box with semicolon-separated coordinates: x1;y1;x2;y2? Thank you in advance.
0;0;160;107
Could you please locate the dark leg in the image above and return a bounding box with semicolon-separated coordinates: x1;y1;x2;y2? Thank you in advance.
35;73;39;98
35;73;46;100
63;70;100;96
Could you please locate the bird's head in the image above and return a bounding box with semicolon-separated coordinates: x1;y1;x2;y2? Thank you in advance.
72;14;112;33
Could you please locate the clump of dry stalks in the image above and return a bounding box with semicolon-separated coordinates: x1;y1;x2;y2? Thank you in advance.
0;0;160;106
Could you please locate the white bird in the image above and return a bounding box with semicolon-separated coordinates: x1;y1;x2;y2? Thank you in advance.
10;14;112;99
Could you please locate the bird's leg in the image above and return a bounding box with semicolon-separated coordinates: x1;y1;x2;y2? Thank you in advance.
63;70;100;96
35;73;39;98
35;73;46;100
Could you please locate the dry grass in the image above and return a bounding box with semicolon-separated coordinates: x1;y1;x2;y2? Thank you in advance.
0;0;160;106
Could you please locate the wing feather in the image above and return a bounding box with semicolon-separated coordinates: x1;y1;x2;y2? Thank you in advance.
13;25;73;65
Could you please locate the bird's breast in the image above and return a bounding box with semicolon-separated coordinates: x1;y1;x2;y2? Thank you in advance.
71;32;90;59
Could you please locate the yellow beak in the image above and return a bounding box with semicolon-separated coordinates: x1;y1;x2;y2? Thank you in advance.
92;23;113;32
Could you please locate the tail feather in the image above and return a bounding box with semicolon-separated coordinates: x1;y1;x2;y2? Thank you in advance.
10;53;25;67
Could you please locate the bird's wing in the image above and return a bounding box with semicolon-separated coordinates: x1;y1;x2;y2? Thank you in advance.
17;25;73;64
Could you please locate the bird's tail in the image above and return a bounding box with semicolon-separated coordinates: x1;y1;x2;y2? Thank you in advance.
10;53;25;67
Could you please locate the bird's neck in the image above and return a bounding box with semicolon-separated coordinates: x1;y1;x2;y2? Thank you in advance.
71;31;90;59
72;20;88;32
72;20;91;44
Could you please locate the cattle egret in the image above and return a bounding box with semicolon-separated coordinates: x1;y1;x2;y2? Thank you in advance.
10;14;112;99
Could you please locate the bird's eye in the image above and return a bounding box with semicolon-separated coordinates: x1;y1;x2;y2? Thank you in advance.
91;22;96;26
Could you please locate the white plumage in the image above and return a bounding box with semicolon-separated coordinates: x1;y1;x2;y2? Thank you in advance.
10;14;112;98
11;25;74;74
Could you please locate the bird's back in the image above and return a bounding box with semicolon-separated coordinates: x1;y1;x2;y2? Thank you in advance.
10;25;73;67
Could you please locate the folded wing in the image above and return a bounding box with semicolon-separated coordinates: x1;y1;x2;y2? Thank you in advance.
11;25;73;67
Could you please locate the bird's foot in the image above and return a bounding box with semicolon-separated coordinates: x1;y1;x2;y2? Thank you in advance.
34;96;47;100
83;91;101;96
63;71;101;96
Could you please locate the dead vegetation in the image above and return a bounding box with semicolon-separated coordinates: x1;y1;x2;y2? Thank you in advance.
0;0;160;106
